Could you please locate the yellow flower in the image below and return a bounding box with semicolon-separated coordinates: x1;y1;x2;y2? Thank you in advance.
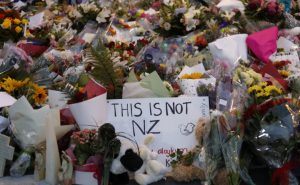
180;72;204;79
190;72;204;79
264;85;282;95
0;77;27;93
259;82;268;88
15;26;22;33
255;91;265;98
180;74;191;79
25;30;34;38
31;84;47;105
1;18;12;29
279;70;290;78
13;18;21;25
21;19;29;25
248;85;263;94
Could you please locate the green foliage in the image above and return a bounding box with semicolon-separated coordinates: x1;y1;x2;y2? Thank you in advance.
87;40;123;99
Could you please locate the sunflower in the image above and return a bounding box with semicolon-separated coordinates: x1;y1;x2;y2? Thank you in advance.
0;77;28;93
31;84;47;105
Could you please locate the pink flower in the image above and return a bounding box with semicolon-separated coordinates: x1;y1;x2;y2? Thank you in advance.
151;1;161;10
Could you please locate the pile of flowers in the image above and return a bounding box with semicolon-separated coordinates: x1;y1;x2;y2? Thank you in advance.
0;0;299;185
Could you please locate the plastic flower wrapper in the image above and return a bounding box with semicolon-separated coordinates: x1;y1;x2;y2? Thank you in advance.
7;96;73;177
31;47;82;87
8;96;73;150
17;39;49;58
177;63;216;96
133;36;186;81
246;26;278;63
69;79;108;130
0;43;33;79
243;97;300;184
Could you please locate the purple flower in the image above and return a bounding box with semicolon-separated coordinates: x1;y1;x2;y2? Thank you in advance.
220;21;229;28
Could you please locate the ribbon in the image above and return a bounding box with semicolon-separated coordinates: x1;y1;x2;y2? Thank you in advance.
271;160;300;185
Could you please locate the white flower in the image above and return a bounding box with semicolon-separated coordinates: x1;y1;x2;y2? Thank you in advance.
221;11;236;21
206;19;218;30
163;22;171;31
96;9;111;23
79;2;99;14
184;6;200;31
68;8;83;19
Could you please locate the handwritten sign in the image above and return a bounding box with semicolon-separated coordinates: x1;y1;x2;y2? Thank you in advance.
106;97;209;167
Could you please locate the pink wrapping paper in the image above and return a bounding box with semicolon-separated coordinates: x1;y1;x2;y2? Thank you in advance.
246;26;278;63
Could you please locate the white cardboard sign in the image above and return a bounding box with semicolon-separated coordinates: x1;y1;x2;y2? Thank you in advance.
106;97;209;167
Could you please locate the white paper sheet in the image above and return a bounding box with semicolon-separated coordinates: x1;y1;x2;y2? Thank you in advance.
209;34;248;66
0;92;17;108
217;0;245;12
29;12;45;29
277;37;298;51
69;93;107;130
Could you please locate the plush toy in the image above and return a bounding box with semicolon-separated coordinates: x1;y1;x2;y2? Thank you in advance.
110;137;143;185
110;134;168;185
134;134;168;185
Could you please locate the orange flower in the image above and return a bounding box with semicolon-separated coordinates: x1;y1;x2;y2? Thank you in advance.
31;84;47;105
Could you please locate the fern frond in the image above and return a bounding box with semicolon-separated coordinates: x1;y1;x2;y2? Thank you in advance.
85;41;122;99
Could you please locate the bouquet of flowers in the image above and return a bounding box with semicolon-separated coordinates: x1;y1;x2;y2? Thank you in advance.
0;77;47;107
0;9;29;44
244;0;284;23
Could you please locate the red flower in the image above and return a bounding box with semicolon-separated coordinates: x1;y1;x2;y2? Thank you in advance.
195;36;208;47
266;1;280;16
151;1;161;11
138;39;149;45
